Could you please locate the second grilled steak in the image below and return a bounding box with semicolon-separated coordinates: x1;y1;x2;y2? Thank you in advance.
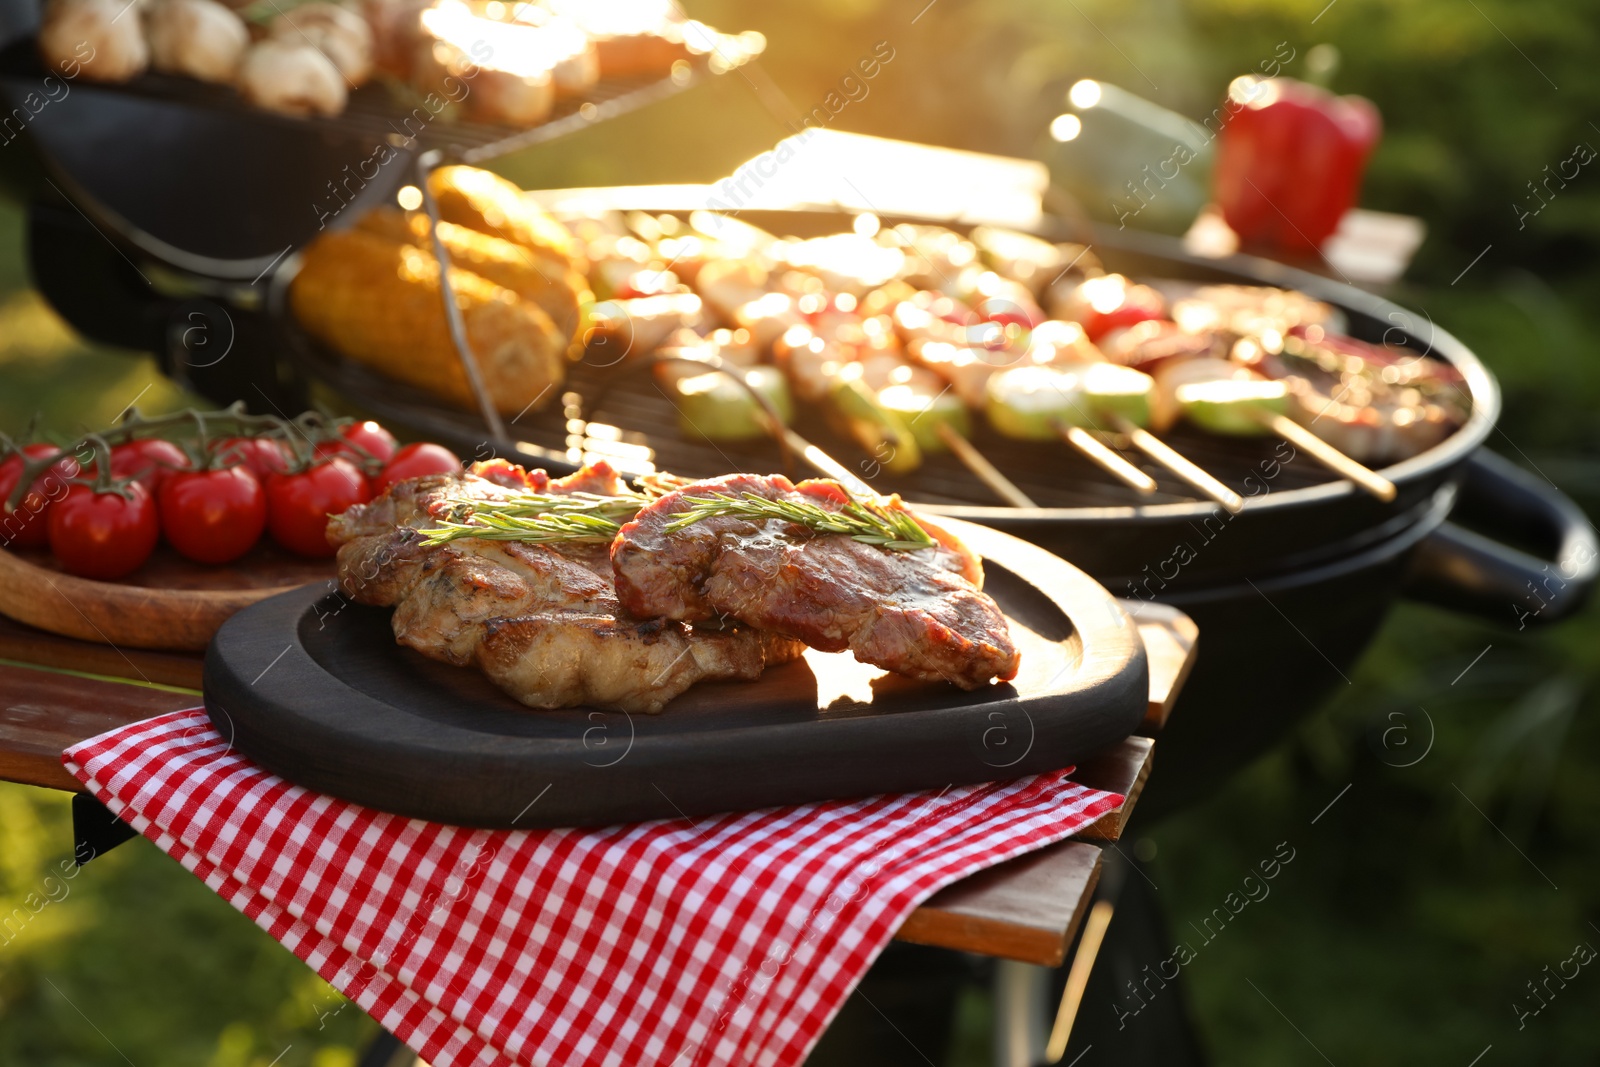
611;474;1020;690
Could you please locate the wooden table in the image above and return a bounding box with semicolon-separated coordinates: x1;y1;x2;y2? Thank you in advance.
0;600;1195;972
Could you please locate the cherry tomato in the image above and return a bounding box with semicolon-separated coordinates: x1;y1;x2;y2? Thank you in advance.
265;458;369;557
339;421;399;465
216;436;290;481
158;466;266;564
372;443;460;496
0;444;81;551
48;483;159;580
105;439;189;492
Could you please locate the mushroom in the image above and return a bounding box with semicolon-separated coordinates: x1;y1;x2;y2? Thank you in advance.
269;1;373;87
37;0;150;83
237;39;348;117
144;0;249;84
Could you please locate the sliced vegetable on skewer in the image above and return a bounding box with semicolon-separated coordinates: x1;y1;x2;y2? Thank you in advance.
877;381;969;452
1147;357;1257;432
827;372;922;474
1063;362;1155;429
672;367;794;442
1173;377;1291;436
982;364;1157;495
772;325;923;473
858;350;970;452
984;362;1155;436
1169;370;1397;501
652;331;793;444
985;365;1084;441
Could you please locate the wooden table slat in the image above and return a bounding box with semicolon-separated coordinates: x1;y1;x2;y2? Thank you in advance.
1070;736;1154;843
0;664;198;791
896;840;1102;967
1122;599;1198;734
0;613;206;690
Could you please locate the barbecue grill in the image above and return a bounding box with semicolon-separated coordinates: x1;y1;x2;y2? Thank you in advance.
261;197;1594;813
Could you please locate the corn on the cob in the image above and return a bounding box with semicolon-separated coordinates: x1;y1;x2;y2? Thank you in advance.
428;165;586;274
359;208;592;349
290;228;564;416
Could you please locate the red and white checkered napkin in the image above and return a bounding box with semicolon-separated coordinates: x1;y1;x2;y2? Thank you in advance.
64;709;1121;1067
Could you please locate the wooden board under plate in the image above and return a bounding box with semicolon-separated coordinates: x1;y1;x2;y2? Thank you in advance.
0;544;334;652
203;519;1149;828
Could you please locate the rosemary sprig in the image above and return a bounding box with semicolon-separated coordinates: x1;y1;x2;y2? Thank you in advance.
662;492;936;551
441;489;649;522
416;483;936;553
418;487;652;546
420;510;625;546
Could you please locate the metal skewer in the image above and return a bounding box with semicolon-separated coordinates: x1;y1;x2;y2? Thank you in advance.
1110;415;1243;513
1253;411;1397;502
936;423;1039;508
1055;423;1157;496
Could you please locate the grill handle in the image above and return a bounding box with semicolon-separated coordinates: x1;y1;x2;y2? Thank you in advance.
1404;449;1598;627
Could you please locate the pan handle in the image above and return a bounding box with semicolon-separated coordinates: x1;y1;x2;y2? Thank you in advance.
1404;450;1598;626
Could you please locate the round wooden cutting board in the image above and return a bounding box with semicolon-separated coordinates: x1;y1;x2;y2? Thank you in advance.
0;544;335;652
203;519;1149;828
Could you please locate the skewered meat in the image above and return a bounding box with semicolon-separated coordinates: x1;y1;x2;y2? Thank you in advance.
971;227;1100;296
1049;274;1167;342
1263;328;1469;461
39;0;149;82
1169;284;1342;339
328;462;805;713
588;294;705;356
144;0;248;83
237;39;347;116
611;473;1018;690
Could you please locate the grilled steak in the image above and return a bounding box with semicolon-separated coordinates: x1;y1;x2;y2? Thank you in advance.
327;461;803;713
611;473;1019;689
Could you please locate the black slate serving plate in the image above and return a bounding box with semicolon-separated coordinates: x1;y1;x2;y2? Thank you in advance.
203;520;1147;828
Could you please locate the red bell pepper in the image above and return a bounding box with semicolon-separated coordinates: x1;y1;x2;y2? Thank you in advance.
1212;77;1381;255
